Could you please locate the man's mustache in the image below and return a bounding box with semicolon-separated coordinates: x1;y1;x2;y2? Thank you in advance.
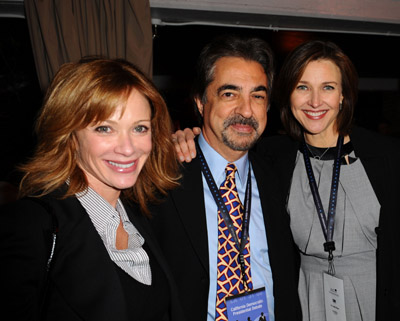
223;115;259;131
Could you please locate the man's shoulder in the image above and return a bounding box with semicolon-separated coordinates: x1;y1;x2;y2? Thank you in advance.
177;157;204;186
259;133;297;149
150;158;204;207
252;134;298;158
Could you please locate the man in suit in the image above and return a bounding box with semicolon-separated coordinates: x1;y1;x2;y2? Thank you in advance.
150;35;301;321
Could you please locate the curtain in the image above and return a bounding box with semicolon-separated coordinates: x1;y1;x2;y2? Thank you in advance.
24;0;153;91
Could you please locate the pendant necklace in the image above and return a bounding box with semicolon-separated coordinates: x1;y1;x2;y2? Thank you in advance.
306;144;331;160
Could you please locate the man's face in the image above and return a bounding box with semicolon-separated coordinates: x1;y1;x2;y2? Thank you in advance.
196;57;268;161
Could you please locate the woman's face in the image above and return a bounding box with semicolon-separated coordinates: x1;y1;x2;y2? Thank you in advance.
290;59;344;145
75;89;152;205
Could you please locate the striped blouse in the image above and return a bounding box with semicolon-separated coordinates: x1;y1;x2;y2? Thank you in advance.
76;187;152;285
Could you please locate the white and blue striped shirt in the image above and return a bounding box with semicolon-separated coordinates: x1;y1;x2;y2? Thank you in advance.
76;187;152;285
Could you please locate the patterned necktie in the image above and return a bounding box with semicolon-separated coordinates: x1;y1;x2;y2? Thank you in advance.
215;163;253;321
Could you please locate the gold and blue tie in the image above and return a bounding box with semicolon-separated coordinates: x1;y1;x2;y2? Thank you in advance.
215;163;252;321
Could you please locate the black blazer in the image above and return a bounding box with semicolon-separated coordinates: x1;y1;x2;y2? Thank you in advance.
0;192;185;321
257;126;400;321
150;150;302;321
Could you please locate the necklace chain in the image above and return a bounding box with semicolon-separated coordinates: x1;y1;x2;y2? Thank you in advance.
306;144;331;160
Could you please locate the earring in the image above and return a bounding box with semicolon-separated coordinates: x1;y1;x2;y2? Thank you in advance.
339;103;343;111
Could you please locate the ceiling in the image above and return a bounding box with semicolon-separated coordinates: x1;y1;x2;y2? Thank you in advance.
1;0;399;36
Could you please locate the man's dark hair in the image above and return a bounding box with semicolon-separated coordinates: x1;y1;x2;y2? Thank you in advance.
192;34;275;123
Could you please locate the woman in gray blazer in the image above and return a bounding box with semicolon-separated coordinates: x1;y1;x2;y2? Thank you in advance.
260;40;400;321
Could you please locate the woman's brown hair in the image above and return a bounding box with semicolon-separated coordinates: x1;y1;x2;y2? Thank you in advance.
19;59;180;215
275;40;358;141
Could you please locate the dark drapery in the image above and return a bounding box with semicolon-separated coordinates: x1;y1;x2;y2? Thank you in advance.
24;0;153;91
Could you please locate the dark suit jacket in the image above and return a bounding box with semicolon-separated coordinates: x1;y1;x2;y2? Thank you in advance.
0;191;185;321
257;126;400;321
150;149;302;321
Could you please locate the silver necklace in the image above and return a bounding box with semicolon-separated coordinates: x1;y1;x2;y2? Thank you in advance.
306;144;331;160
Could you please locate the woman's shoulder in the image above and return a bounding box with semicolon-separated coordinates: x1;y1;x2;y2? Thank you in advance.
1;197;50;217
0;197;56;238
1;191;81;230
351;126;400;157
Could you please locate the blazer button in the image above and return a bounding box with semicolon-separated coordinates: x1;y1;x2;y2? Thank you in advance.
375;226;381;235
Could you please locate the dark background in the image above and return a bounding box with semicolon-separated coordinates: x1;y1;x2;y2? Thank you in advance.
1;18;399;186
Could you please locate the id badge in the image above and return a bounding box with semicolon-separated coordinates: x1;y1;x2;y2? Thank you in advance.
323;273;347;321
226;287;269;321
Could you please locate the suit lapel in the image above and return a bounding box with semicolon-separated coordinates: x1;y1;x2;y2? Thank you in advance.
170;158;210;272
250;141;298;207
357;154;386;207
249;149;298;269
249;151;281;232
350;130;387;217
48;196;127;321
124;202;173;282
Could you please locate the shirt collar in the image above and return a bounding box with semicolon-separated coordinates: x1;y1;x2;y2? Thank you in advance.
198;133;249;188
76;186;125;236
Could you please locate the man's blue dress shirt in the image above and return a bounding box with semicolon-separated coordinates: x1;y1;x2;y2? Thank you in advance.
198;134;275;321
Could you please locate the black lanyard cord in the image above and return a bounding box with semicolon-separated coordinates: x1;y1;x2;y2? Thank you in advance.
302;135;344;275
196;143;252;290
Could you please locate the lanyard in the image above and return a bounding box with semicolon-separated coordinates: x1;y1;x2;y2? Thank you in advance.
196;143;252;289
302;135;344;275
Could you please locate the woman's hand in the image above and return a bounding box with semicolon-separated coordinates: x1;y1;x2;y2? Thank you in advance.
172;127;201;162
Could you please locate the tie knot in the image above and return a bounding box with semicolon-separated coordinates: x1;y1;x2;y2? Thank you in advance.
225;163;237;179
